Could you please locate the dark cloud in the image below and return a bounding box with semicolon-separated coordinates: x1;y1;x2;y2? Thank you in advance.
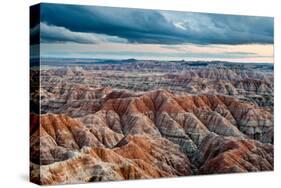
40;23;127;44
39;3;273;45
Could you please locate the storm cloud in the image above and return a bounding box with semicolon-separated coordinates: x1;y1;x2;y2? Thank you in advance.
40;23;127;44
38;3;273;45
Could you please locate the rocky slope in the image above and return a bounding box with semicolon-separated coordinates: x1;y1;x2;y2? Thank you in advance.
30;89;273;185
39;61;273;111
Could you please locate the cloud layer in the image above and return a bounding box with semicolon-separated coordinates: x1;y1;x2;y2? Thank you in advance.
40;23;127;44
38;3;273;45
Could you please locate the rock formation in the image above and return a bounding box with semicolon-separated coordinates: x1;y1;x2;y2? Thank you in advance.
30;89;273;185
30;60;273;185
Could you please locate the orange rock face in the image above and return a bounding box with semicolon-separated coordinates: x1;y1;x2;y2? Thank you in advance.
30;88;273;185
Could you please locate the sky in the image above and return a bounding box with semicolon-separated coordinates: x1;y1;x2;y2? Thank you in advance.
33;3;274;63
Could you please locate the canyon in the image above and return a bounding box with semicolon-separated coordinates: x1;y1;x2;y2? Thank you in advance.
30;59;273;185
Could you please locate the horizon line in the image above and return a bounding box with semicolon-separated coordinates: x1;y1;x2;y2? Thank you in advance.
39;56;274;64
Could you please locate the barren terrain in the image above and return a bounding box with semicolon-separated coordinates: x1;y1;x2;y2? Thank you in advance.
30;59;274;185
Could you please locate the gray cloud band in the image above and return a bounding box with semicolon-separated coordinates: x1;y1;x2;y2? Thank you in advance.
37;3;273;45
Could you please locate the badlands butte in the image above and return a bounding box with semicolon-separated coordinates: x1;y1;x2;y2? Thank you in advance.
30;59;273;185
